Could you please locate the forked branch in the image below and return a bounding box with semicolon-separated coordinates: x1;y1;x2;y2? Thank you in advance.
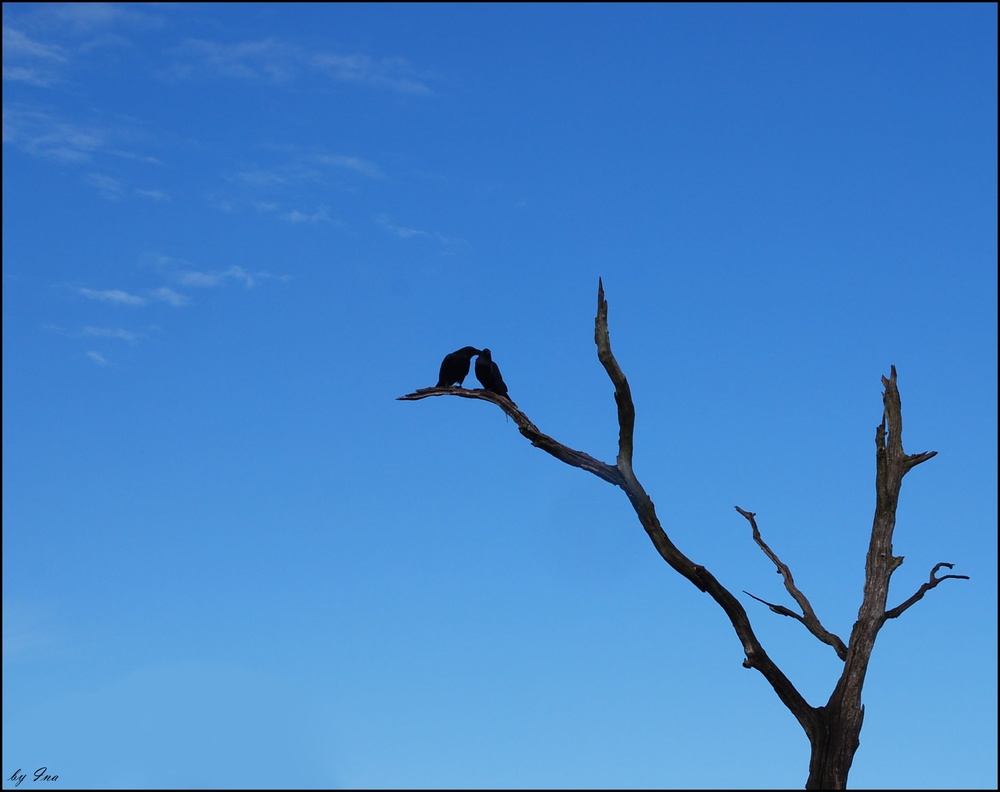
735;506;848;660
883;562;970;621
399;280;821;742
399;284;968;791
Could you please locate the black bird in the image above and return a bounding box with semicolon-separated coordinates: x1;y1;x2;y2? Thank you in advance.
475;348;514;404
437;346;481;387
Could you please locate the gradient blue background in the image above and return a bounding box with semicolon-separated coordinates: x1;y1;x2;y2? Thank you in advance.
3;4;997;789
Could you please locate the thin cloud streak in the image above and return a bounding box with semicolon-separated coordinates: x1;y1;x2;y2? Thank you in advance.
234;151;384;189
168;37;434;95
2;26;64;87
44;3;166;34
2;6;167;92
2;25;68;86
318;154;384;179
143;254;292;290
169;38;297;84
149;287;189;306
3;109;108;163
135;188;170;201
86;172;123;200
375;215;464;249
235;167;302;187
82;326;141;343
310;52;434;95
216;150;385;224
281;207;335;224
77;287;146;306
175;267;243;288
252;200;340;226
2;65;60;87
2;25;68;62
3;108;160;166
45;323;145;344
381;221;430;240
174;265;277;289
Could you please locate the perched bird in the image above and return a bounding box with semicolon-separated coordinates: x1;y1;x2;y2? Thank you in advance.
475;348;514;404
437;346;481;387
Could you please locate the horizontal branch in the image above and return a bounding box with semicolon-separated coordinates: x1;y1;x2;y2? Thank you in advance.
396;387;625;487
883;562;970;621
736;506;848;660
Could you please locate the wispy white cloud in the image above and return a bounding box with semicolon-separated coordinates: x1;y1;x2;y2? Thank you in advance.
231;161;329;189
2;24;68;62
176;265;260;288
310;53;434;96
254;200;338;225
74;284;191;310
378;217;431;240
135;188;170;201
55;248;290;363
375;214;465;250
209;145;388;225
2;65;58;87
167;37;434;95
281;207;336;224
318;154;385;179
210;197;238;214
2;25;67;86
236;167;300;187
257;201;340;225
149;287;189;306
233;152;384;189
156;258;285;290
86;171;124;200
224;266;257;288
77;287;146;306
169;38;298;84
175;269;228;288
3;6;163;88
46;323;145;344
110;149;163;165
7;8;433;94
44;3;165;36
3;108;161;167
82;326;141;344
3;108;107;162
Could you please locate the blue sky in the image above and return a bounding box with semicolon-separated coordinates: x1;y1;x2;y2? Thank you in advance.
2;3;996;789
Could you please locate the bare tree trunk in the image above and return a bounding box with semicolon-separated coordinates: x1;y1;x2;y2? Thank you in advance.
398;279;967;789
801;367;961;788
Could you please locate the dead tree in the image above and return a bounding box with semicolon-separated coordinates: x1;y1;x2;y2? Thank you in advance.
397;279;967;789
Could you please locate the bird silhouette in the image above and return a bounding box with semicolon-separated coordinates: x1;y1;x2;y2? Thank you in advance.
475;348;514;404
436;346;481;387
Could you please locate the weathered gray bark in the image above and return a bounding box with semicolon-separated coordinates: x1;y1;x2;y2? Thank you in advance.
398;279;967;789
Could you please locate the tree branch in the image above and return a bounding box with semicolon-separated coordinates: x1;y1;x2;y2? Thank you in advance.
398;281;823;743
396;387;625;487
595;277;636;472
812;366;959;788
883;562;971;621
735;506;849;660
399;293;966;791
